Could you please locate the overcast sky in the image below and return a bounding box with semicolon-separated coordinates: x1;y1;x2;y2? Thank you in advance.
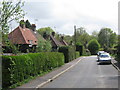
11;0;119;35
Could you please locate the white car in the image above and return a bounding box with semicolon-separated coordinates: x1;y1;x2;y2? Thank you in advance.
99;53;111;64
97;51;105;56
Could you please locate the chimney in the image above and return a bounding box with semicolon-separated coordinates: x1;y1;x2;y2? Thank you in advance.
43;32;50;39
31;24;36;31
61;36;64;41
52;32;55;37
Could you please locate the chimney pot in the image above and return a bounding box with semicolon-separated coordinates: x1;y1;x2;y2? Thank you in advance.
52;32;55;37
61;36;64;40
31;24;36;31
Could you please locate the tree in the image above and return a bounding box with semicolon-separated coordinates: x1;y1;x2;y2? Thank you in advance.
91;30;98;40
0;0;25;34
88;39;100;55
64;35;73;45
25;20;32;29
36;38;52;52
109;32;117;47
98;28;117;49
0;0;25;54
75;27;90;48
37;27;54;36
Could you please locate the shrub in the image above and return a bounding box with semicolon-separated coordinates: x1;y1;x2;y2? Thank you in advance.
88;39;100;55
83;49;91;56
99;48;104;51
2;52;64;89
107;48;117;54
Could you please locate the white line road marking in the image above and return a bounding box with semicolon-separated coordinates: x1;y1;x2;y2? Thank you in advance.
35;58;82;88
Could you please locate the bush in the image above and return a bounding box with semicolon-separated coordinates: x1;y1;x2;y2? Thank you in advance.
88;39;100;55
58;46;78;63
107;48;117;55
2;52;64;89
99;48;104;51
36;39;52;52
82;49;91;56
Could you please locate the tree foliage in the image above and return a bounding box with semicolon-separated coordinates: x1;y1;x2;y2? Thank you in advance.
90;30;98;40
37;27;54;36
25;20;32;29
75;27;90;48
0;0;25;34
1;0;25;54
64;35;73;45
88;39;100;55
36;38;52;52
98;28;117;48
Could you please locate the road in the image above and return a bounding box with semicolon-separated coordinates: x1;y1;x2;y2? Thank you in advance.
42;56;118;88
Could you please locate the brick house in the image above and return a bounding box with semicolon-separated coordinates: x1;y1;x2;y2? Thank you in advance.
8;24;39;53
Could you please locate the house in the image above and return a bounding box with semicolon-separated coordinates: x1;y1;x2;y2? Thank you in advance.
49;32;68;51
8;23;39;53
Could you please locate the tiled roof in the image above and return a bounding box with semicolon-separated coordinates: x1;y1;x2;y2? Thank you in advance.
50;35;62;47
9;26;38;45
31;30;45;41
60;40;68;46
50;35;68;47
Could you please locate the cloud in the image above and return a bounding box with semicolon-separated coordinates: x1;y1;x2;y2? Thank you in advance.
23;2;53;19
10;0;119;35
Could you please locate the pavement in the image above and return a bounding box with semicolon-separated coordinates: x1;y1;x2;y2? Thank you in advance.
15;56;84;89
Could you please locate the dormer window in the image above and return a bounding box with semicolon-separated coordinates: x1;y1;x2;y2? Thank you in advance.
28;40;33;45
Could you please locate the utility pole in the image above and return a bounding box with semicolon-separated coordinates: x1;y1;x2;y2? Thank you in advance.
74;25;77;59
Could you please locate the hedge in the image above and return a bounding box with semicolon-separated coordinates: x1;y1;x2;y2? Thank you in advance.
58;46;79;63
76;45;83;56
76;51;80;58
2;52;64;89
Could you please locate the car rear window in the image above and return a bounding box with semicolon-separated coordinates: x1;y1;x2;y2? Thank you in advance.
100;54;109;58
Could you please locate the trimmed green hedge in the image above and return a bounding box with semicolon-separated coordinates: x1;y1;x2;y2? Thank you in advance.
2;52;64;89
76;45;83;56
58;46;79;63
76;51;80;58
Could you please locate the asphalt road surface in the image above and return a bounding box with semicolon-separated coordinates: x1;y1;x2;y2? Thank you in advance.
42;56;118;88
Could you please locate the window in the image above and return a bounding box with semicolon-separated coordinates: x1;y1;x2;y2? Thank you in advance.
28;40;33;45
